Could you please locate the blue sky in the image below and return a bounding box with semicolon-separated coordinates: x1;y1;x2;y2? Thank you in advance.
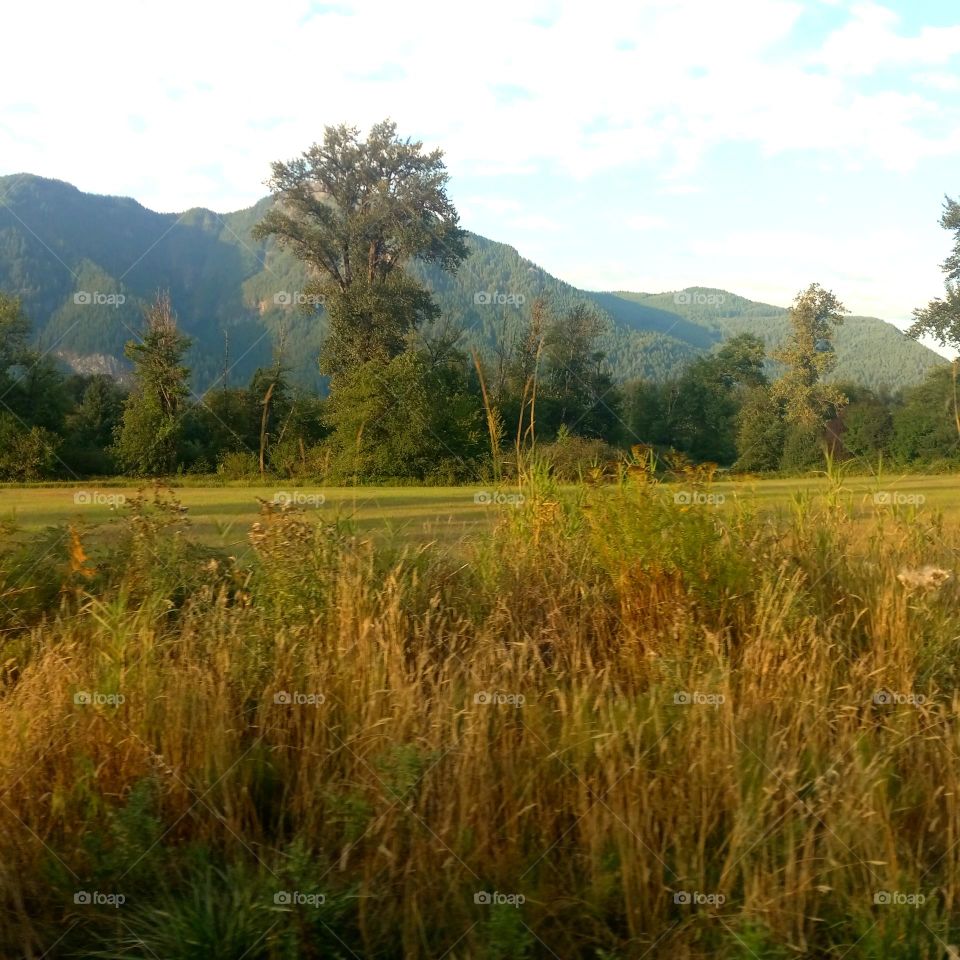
2;0;959;351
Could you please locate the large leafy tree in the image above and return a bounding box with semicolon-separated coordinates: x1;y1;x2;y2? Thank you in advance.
771;283;848;429
114;294;192;475
891;366;960;463
735;385;785;472
539;302;620;440
253;120;468;376
324;343;483;482
909;196;960;350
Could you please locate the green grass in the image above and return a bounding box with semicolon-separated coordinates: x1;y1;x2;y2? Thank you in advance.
0;473;956;550
0;484;493;553
2;471;960;956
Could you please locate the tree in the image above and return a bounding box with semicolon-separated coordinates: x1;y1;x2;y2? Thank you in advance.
114;294;192;475
0;293;31;371
252;120;468;377
61;375;127;474
735;385;785;472
668;334;769;464
891;366;960;463
324;343;483;482
0;413;59;481
771;283;848;429
715;333;767;388
841;398;893;460
539;302;620;440
909;196;960;351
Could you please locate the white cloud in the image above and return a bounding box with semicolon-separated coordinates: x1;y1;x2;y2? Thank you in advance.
0;0;959;328
3;0;957;212
626;214;669;231
817;2;960;76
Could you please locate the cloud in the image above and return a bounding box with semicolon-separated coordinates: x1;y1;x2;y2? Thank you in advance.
626;214;669;231
3;0;957;212
817;2;960;76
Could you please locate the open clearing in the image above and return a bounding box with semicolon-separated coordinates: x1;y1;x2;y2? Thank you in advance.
0;472;956;552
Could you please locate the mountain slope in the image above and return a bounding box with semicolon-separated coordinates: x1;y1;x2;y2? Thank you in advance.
0;174;945;392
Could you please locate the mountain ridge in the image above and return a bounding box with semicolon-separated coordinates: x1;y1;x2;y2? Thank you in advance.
0;173;945;392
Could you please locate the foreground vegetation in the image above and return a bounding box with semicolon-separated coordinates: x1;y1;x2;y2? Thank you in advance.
1;470;959;958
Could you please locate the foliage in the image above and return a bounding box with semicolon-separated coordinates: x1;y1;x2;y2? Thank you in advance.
253;120;467;376
771;282;848;428
114;294;192;475
909;195;960;350
2;480;960;956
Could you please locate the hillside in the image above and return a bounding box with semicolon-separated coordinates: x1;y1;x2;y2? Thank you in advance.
0;174;944;392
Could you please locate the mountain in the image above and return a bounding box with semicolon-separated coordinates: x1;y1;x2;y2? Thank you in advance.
0;173;945;392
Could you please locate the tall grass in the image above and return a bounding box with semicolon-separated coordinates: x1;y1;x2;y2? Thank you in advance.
0;479;958;957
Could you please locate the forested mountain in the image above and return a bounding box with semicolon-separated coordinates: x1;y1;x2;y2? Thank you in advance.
0;174;944;392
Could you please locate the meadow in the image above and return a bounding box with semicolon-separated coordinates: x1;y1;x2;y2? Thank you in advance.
0;469;959;958
0;471;957;547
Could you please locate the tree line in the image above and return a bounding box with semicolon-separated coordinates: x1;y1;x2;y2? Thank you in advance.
0;121;958;483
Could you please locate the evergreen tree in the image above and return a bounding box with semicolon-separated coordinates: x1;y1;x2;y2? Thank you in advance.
114;294;192;475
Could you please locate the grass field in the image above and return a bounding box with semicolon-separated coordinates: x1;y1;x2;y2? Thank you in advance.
0;472;956;549
2;470;960;957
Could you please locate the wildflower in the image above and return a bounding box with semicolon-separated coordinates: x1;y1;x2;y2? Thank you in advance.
896;565;951;592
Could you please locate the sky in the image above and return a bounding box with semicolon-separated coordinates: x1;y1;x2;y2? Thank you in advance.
2;0;959;353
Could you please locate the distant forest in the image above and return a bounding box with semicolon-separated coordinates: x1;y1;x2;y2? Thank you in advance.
0;121;958;483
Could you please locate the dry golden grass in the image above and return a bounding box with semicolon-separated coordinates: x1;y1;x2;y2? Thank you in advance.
0;478;958;958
